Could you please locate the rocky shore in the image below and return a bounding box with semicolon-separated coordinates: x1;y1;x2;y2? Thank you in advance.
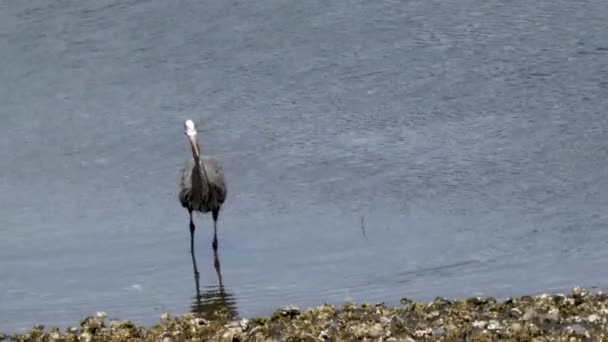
2;287;607;341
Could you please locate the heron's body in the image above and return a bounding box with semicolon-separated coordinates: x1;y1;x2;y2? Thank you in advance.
179;158;226;214
179;119;227;251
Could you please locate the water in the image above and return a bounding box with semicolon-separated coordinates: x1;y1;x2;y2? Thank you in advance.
1;0;608;333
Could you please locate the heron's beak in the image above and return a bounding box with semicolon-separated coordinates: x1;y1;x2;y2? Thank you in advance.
187;134;201;159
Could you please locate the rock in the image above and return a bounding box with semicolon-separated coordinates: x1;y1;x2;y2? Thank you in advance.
222;329;244;342
566;323;591;339
400;298;414;305
369;323;383;338
194;317;208;327
318;330;330;340
425;310;440;319
432;326;445;337
432;296;452;307
239;318;249;330
80;331;93;342
160;332;172;342
509;307;522;318
487;321;500;330
472;320;486;328
567;323;587;334
522;308;537;321
526;322;540;335
224;320;240;328
572;287;589;299
413;328;432;338
379;316;391;326
587;314;600;323
510;322;523;333
545;308;560;322
276;305;301;318
8;289;608;340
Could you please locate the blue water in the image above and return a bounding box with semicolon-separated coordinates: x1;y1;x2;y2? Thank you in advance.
1;0;608;333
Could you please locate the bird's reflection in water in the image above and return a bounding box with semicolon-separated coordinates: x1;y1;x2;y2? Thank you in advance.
190;246;238;320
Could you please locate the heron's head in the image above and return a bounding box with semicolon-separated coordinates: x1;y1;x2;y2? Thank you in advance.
185;119;197;137
184;119;200;158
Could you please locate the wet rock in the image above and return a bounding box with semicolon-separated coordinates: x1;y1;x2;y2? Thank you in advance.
566;323;587;334
431;296;452;308
509;322;523;333
545;308;560;322
486;320;500;330
6;289;608;340
509;307;523;318
194;317;208;326
318;329;330;340
432;326;445;337
587;313;599;323
272;305;301;319
425;310;440;320
467;296;496;306
522;308;538;321
572;287;589;299
369;323;383;338
413;327;432;338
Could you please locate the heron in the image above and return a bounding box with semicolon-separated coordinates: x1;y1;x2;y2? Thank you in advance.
179;119;227;254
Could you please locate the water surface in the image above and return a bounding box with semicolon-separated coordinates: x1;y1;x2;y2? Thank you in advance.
1;0;608;333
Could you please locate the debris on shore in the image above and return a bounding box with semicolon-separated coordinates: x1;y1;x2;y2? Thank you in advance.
2;287;607;341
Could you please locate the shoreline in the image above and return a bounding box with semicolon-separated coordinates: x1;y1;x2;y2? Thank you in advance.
2;287;607;341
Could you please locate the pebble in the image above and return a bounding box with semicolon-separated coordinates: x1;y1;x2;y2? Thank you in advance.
379;316;391;326
573;286;589;298
472;320;486;328
432;326;446;337
239;318;249;330
7;288;608;340
509;307;522;318
545;308;560;322
522;308;537;321
486;321;500;330
588;314;599;323
369;323;383;338
510;322;523;333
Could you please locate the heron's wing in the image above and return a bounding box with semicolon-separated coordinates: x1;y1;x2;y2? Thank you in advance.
178;162;194;208
202;158;227;204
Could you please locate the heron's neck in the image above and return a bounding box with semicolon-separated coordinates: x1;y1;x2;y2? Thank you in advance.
190;143;201;164
191;143;210;185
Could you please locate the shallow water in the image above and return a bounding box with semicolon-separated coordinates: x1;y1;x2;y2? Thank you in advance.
1;0;608;333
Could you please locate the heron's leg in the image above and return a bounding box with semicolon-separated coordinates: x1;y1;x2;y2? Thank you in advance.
189;209;200;279
189;210;196;254
189;210;195;233
212;209;219;250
